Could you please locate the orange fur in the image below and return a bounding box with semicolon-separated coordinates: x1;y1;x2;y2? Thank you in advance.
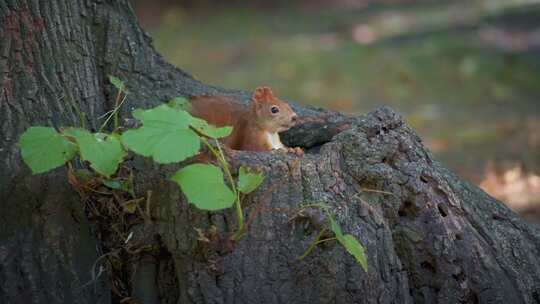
189;87;297;151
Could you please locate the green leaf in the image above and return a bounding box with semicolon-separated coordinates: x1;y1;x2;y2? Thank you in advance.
328;213;368;272
73;169;94;182
103;179;123;190
328;213;343;239
341;234;368;272
189;116;233;139
64;128;126;177
121;105;201;163
19;127;77;174
109;75;125;91
103;178;134;196
168;97;190;111
237;166;265;194
171;164;235;211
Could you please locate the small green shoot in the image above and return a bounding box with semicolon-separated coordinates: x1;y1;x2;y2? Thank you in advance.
108;75;125;91
328;213;368;272
299;203;368;272
99;75;129;132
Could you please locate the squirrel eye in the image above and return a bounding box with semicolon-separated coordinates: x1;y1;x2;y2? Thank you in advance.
270;106;280;114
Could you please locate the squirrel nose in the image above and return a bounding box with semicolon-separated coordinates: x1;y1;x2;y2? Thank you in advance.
291;114;298;123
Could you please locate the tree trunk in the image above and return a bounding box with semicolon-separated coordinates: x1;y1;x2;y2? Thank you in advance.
1;1;539;304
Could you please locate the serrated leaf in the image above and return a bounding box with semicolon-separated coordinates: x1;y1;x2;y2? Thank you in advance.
121;105;200;163
237;166;265;194
19;127;77;174
64;128;126;177
109;75;125;91
189;116;233;139
171;164;235;211
341;234;368;272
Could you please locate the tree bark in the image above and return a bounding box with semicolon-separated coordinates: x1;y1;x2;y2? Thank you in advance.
1;1;539;304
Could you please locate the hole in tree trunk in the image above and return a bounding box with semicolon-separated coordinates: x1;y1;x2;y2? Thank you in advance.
437;204;448;217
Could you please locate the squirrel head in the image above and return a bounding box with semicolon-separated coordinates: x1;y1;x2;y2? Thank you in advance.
250;87;298;133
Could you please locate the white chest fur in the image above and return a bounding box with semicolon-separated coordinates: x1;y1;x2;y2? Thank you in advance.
265;132;285;149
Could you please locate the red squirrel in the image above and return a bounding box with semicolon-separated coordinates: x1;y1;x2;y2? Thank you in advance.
189;87;299;152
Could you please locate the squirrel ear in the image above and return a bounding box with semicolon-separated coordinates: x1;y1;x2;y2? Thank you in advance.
252;86;274;103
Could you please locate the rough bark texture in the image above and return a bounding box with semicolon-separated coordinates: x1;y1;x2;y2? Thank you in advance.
1;1;539;304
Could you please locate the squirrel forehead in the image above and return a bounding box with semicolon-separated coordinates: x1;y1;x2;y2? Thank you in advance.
252;86;289;107
252;86;274;101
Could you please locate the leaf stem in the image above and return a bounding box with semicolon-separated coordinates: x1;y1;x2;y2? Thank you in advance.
314;237;337;245
99;88;127;133
113;92;122;130
215;140;237;195
214;140;245;240
65;94;86;129
199;137;245;239
299;227;327;260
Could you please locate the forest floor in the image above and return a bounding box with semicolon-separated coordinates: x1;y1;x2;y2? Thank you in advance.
135;0;540;223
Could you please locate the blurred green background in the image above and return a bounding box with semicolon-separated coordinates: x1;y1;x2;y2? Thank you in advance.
132;0;540;218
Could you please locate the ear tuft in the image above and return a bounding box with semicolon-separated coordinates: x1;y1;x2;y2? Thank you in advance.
252;86;274;103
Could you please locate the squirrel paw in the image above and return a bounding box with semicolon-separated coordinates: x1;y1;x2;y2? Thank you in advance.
287;147;304;156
